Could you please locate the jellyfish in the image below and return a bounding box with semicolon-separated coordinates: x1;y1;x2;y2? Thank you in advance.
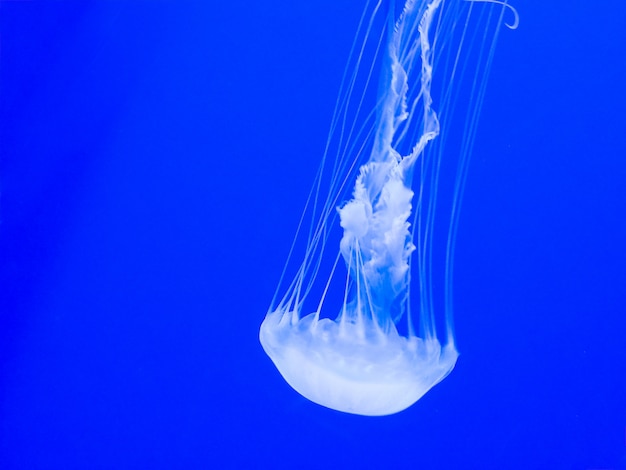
260;0;517;416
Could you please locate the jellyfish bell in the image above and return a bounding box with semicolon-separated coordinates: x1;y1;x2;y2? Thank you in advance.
260;311;459;416
260;0;517;416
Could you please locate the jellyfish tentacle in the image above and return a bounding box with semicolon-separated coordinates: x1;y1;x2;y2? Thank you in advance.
466;0;519;29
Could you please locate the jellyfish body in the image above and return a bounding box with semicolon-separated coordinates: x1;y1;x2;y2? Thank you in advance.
260;0;516;416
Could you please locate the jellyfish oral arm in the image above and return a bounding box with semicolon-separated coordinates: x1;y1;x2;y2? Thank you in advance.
336;0;442;333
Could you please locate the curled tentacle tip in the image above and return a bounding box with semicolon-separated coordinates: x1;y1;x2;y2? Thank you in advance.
505;6;520;30
466;0;519;30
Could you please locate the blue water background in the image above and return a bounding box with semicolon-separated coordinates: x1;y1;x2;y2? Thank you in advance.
1;2;625;469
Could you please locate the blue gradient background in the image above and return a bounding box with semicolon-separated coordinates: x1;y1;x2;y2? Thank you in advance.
1;2;625;469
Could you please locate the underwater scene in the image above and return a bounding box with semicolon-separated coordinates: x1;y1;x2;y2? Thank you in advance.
1;1;625;469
